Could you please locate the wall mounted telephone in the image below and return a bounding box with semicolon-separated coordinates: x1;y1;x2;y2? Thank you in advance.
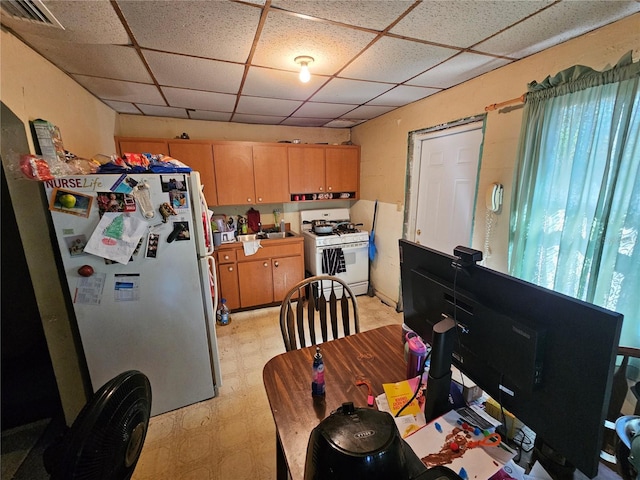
483;183;503;264
486;183;504;213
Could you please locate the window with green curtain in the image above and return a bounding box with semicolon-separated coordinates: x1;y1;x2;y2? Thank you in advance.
509;52;640;348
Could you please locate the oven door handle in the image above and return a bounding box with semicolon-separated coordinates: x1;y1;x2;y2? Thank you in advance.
318;242;368;252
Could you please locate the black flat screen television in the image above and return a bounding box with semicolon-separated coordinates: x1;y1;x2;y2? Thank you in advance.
399;239;623;478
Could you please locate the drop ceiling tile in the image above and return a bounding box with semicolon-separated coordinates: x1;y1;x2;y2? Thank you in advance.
390;1;549;49
475;2;640;58
16;38;150;82
323;119;366;128
292;102;358;118
0;0;129;43
232;114;287;125
339;36;457;83
188;111;233;122
252;9;376;75
138;105;189;118
367;85;439;106
71;75;164;104
270;0;415;31
310;78;391;104
144;51;244;93
118;1;261;61
342;105;397;120
162;87;237;112
103;100;141;114
236;96;302;116
280;117;333;127
408;53;511;89
243;66;327;101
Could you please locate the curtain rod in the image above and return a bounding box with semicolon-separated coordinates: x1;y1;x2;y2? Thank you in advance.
485;94;525;112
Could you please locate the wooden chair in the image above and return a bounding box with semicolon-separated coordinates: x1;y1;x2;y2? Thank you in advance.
279;275;360;352
601;346;640;475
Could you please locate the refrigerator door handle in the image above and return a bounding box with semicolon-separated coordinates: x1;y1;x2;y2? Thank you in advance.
189;171;215;257
200;189;214;256
208;255;219;311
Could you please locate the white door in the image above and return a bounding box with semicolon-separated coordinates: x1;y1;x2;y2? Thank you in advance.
407;122;483;255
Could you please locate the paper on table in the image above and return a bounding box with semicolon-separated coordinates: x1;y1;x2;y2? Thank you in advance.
84;213;147;265
404;409;515;479
376;393;426;439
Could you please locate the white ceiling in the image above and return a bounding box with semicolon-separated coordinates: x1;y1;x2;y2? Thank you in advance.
2;0;639;128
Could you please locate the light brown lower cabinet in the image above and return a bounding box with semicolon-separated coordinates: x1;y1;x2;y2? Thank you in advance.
215;238;304;310
216;251;240;311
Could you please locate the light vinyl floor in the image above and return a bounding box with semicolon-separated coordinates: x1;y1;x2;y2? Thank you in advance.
131;295;403;480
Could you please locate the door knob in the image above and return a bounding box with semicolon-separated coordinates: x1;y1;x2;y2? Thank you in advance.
416;229;421;235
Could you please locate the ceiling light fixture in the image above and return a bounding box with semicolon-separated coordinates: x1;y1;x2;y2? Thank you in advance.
295;56;314;83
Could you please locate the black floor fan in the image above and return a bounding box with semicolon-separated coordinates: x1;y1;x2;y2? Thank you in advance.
44;370;152;480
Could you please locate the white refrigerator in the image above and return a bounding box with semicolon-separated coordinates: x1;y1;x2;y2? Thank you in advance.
44;172;221;416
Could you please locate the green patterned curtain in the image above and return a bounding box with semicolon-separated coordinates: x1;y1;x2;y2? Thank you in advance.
509;52;640;347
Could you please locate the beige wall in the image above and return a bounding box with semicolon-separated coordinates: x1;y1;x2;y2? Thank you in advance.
351;14;640;307
116;115;350;145
0;27;119;423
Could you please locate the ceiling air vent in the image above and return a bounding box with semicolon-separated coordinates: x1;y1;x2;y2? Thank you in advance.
1;0;64;28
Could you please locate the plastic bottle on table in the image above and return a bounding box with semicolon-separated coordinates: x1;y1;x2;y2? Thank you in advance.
216;298;231;326
312;346;325;396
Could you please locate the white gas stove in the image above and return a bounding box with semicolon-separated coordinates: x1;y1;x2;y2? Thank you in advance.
300;209;369;296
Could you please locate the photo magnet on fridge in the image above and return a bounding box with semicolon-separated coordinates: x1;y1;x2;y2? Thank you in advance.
49;188;93;217
160;174;186;192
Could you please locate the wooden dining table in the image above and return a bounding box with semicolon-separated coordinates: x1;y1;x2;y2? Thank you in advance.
263;324;405;480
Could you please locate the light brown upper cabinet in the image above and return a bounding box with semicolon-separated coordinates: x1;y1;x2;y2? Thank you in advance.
214;143;289;205
115;138;360;204
288;145;359;197
288;146;325;193
168;141;218;206
213;143;255;205
253;145;289;204
325;147;359;193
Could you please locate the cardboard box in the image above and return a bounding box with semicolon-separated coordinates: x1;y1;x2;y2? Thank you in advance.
30;119;66;165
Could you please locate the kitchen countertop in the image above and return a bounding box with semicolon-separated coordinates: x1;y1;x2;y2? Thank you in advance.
214;231;302;251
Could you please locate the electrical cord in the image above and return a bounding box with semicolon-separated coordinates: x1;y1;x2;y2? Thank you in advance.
395;350;431;418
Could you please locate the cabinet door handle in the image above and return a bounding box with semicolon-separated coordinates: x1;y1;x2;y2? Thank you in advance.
327;186;332;191
224;255;231;261
274;261;279;267
258;197;263;202
247;198;252;203
227;266;234;272
263;262;269;268
319;187;324;191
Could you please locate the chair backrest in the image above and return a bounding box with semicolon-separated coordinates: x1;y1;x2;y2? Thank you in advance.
601;346;640;476
279;275;360;351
